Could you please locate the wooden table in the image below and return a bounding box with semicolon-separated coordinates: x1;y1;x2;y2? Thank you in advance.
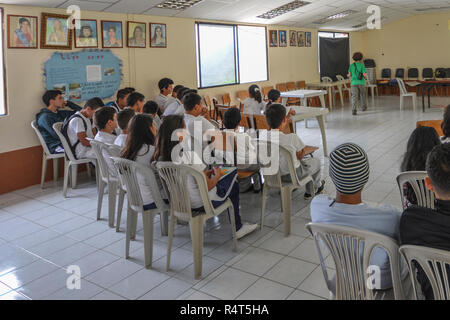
306;81;346;110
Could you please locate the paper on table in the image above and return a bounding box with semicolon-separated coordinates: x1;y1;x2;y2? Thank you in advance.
86;65;102;82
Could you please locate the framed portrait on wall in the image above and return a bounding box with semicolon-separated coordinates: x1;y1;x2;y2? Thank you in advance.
75;19;98;48
279;30;287;47
127;21;146;48
269;30;278;47
305;32;312;47
150;23;167;48
297;31;305;47
289;30;297;47
40;12;72;50
7;15;38;49
101;20;123;48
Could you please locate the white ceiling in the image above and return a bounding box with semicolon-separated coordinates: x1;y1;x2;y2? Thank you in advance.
3;0;450;31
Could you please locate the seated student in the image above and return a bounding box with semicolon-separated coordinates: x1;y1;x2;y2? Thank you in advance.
220;108;261;192
441;105;450;144
183;92;216;155
265;103;324;199
163;84;184;111
143;101;162;129
153;114;258;239
67;97;104;159
162;86;187;117
114;108;135;148
400;127;440;208
36;90;81;154
106;88;133;112
243;85;266;115
311;142;406;291
121;114;163;211
127;92;145;113
94;107;118;144
400;143;450;299
155;78;174;113
266;89;296;117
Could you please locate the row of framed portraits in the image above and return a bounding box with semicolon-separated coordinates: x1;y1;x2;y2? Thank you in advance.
7;12;167;49
269;30;311;48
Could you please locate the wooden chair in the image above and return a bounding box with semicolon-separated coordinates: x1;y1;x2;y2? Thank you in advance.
276;83;287;92
262;86;274;100
203;96;215;119
286;82;300;105
222;93;231;106
296;81;306;89
416;120;444;136
254;114;270;131
217;105;236;122
237;90;249;102
239;113;251;129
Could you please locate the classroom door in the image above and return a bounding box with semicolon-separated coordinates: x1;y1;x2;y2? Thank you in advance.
319;37;350;81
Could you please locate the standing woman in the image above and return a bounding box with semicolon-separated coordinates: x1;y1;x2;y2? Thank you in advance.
348;52;368;116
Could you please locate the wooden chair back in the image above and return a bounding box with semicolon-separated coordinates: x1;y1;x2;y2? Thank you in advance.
287;82;297;91
297;81;306;89
262;86;274;99
416;120;444;137
222;93;231;106
276;83;287;92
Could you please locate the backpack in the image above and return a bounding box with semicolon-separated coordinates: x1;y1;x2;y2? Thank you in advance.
61;113;88;160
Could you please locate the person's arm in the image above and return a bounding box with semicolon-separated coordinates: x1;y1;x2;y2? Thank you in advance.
65;100;82;111
204;167;221;191
38;116;60;140
296;148;307;161
77;132;91;147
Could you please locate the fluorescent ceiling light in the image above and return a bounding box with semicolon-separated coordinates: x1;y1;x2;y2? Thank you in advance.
257;1;311;19
156;0;204;10
326;10;357;20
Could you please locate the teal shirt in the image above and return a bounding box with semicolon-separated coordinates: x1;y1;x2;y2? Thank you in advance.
348;62;366;86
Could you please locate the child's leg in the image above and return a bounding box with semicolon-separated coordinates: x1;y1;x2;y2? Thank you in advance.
299;158;322;193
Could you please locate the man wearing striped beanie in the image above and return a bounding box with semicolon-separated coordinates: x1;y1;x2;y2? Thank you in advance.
310;143;406;291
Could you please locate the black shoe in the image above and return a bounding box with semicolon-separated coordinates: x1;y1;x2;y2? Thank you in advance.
352;110;357;116
304;180;325;200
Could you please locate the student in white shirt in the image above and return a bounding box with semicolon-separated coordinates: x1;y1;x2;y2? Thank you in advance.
243;85;266;115
67;97;104;159
143;101;162;129
127;92;145;114
163;84;184;111
441;104;450;144
106;88;132;113
267;89;296;117
163;86;188;117
265;103;324;199
114;108;135;148
121;114;164;210
94;107;118;144
154;114;258;239
154;78;174;113
183;92;216;158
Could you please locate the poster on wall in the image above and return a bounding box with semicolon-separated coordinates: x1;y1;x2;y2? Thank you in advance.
44;49;122;102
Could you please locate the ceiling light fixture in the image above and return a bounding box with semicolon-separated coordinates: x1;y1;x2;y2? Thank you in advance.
156;0;204;10
257;1;311;19
326;10;357;20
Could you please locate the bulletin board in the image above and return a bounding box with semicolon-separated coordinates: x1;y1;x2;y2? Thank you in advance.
44;49;122;102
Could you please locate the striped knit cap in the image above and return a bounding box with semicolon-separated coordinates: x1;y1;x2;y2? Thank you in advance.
329;143;370;195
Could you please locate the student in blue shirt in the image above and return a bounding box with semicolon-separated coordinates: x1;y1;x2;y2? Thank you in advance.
36;90;81;154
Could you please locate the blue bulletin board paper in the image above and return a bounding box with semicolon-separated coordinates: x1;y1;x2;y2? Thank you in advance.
44;49;122;102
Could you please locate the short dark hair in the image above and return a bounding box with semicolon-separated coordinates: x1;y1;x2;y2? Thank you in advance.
123;87;135;93
173;85;184;95
42;90;62;106
426;143;450;195
223;107;241;130
84;97;104;110
116;89;130;101
117;108;135;130
183;93;202;112
94;107;116;130
353;52;363;61
442;105;450;139
265;103;286;129
142;101;159;115
127;92;145;107
158;78;174;92
178;88;191;103
267;89;281;103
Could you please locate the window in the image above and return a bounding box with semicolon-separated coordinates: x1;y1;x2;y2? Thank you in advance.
196;23;268;89
0;8;5;116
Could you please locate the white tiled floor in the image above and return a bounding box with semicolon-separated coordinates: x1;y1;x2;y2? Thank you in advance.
0;95;447;300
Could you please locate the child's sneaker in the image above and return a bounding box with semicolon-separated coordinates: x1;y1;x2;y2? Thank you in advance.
304;180;325;200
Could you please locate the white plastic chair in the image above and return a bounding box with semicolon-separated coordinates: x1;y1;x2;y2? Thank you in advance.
52;122;97;197
396;171;435;209
111;157;169;269
90;140;124;228
365;79;379;106
397;78;417;111
336;74;351;102
31;120;64;188
108;144;127;232
306;222;406;300
256;139;314;237
156;161;238;279
322;76;343;108
400;245;450;300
